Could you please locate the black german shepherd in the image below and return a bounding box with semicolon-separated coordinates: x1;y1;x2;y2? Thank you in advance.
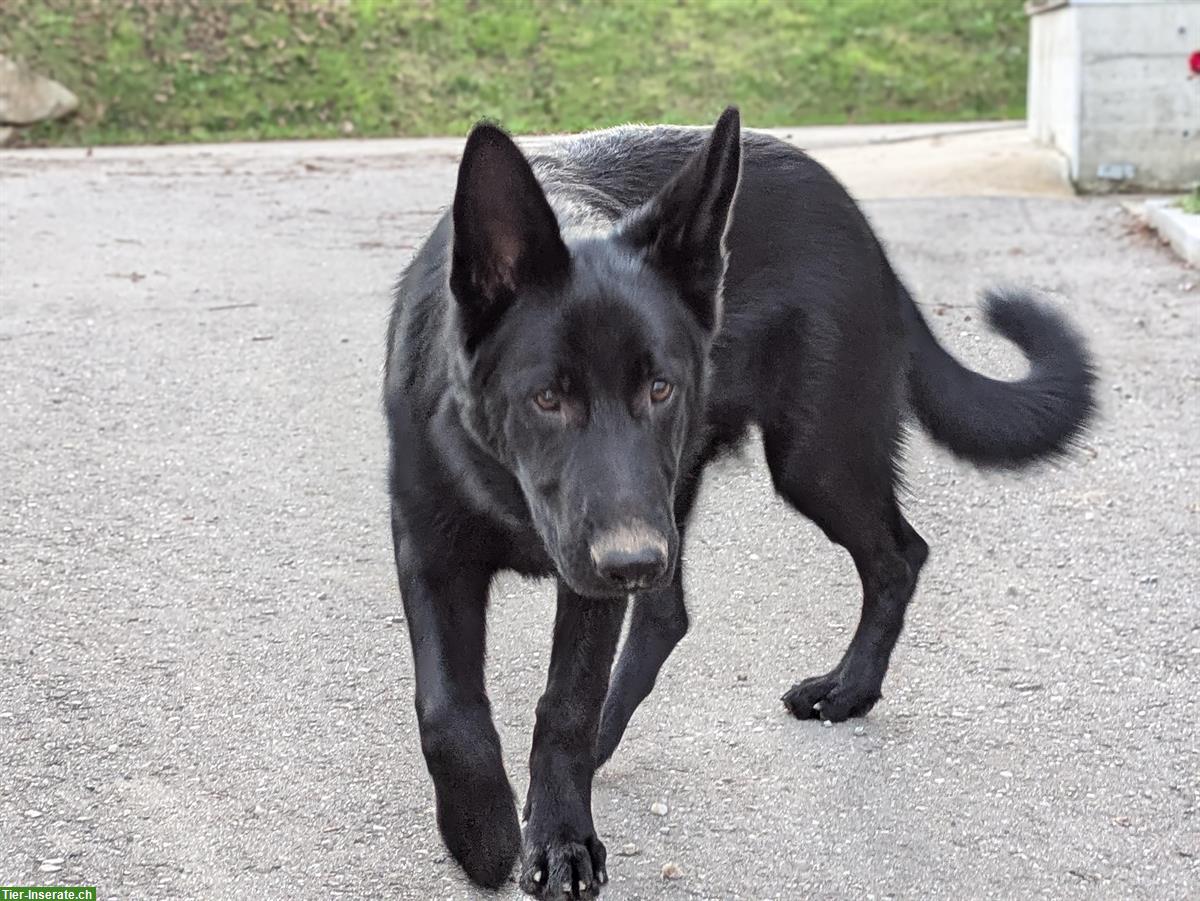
384;107;1094;897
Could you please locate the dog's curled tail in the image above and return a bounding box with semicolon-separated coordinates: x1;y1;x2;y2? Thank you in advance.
902;284;1096;467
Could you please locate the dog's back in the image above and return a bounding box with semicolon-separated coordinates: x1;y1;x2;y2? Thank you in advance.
389;125;891;457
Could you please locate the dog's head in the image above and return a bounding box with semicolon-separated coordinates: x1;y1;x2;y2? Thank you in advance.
448;108;742;598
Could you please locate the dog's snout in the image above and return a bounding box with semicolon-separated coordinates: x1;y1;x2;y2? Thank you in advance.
596;546;667;589
589;523;669;591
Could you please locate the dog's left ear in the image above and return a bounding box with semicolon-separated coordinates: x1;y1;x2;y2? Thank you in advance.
620;106;742;333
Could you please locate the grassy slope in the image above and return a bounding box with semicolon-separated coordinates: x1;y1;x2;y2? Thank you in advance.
1;0;1027;146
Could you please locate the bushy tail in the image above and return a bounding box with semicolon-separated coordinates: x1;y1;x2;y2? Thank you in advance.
902;285;1096;467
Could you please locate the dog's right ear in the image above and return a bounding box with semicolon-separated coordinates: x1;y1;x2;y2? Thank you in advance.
449;123;568;350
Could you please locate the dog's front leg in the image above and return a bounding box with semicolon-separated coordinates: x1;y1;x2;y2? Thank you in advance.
594;565;688;769
395;541;520;889
520;582;626;898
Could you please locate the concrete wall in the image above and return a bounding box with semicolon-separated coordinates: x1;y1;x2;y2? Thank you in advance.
1028;0;1200;192
1028;2;1082;178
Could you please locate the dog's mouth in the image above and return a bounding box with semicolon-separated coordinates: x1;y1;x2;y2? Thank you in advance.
559;568;674;600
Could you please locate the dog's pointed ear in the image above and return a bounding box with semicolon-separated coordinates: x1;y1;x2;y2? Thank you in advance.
620;107;742;333
449;122;568;349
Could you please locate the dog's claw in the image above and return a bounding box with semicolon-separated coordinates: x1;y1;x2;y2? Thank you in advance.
519;833;605;898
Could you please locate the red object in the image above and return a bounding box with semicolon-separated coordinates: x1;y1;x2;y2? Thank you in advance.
1191;51;1200;75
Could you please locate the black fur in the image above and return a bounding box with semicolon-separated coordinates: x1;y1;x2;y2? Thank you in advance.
904;285;1096;465
383;107;1096;896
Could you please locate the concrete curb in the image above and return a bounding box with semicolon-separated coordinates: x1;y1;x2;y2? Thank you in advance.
0;121;1066;202
0;120;1022;163
1138;198;1200;267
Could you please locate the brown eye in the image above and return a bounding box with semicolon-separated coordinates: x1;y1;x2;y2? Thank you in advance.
534;388;561;412
650;379;673;403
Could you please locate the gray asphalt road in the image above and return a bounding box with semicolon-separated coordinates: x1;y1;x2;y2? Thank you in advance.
1;140;1197;901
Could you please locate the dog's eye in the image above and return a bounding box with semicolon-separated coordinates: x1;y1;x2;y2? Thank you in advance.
650;379;674;403
533;388;561;412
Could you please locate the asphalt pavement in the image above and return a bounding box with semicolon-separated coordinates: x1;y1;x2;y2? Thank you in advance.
1;125;1197;899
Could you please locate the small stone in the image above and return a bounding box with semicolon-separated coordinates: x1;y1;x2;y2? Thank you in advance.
735;673;748;682
25;808;42;818
39;863;62;873
661;862;684;880
252;804;266;817
617;843;639;856
650;801;668;816
106;744;119;753
1010;682;1044;693
853;725;866;736
822;719;833;728
659;826;669;835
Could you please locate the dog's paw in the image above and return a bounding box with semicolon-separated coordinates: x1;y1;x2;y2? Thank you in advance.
782;669;881;722
519;830;607;899
435;768;521;889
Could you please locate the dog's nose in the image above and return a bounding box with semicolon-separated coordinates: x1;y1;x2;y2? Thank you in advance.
595;546;668;589
590;524;669;590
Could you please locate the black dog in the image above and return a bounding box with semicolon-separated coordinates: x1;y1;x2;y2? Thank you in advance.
384;107;1094;897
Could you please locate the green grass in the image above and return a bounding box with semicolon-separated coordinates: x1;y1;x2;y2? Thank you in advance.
1;0;1028;147
1180;188;1200;215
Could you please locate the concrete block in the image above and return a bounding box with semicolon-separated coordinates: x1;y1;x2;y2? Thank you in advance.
1143;197;1200;265
1027;0;1200;192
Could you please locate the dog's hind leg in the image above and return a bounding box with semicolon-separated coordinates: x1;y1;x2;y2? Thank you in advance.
763;429;929;722
593;567;688;769
392;511;520;888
